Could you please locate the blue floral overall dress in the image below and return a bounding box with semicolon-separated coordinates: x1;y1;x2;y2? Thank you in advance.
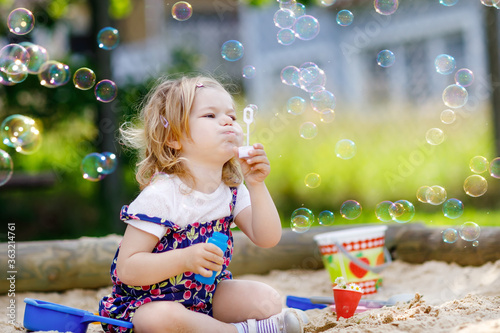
98;187;237;333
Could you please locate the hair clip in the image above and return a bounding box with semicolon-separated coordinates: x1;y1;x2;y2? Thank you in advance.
196;83;204;88
160;115;169;128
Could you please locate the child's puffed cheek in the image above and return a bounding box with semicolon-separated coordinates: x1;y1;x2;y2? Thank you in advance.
234;123;244;145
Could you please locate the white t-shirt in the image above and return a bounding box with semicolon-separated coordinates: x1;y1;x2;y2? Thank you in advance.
125;174;251;239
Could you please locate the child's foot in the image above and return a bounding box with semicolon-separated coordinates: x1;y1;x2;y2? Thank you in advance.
234;308;309;333
276;308;309;333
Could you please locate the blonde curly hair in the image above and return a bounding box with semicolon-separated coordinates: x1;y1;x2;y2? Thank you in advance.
120;75;243;190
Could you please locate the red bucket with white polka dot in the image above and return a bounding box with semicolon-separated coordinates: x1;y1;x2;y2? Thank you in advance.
313;226;391;295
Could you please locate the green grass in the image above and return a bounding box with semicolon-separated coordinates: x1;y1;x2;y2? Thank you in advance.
247;104;500;228
279;208;500;230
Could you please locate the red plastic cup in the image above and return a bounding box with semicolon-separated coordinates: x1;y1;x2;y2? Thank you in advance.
333;288;363;320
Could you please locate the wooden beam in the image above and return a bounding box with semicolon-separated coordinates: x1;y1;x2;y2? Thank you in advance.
0;172;57;190
392;226;500;266
0;235;121;294
229;223;425;275
1;223;499;294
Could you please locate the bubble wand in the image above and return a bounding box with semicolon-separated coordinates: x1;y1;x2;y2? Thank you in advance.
238;106;254;158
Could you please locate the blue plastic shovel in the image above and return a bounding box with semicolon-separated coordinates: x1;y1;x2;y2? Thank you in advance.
286;293;415;311
24;298;133;333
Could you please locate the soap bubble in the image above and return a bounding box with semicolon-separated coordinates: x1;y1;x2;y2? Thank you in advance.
481;0;499;6
310;90;336;113
281;65;300;86
302;78;327;94
3;60;28;84
435;54;456;75
308;85;325;96
374;0;399;15
318;210;335;226
336;10;353;26
0;149;13;186
481;0;500;6
290;2;306;16
38;61;71;88
375;200;393;222
0;72;14;87
81;152;106;181
299;122;318;139
299;59;318;71
320;109;335;123
442;84;468;108
97;27;120;50
0;44;29;67
469;156;488;174
291;207;314;233
242;65;256;79
489;157;500;178
246;103;259;114
416;185;431;203
100;152;118;175
8;8;35;35
442;198;464;219
340;200;362;220
439;0;459;6
426;185;447;205
73;67;96;90
293;15;320;41
1;114;42;154
274;8;296;28
291;215;310;233
459;222;480;242
287;96;306;115
172;1;193;21
299;64;326;93
473;240;479;247
463;174;488;197
95;80;118;103
389;200;415;223
425;128;445;145
488;157;500;178
277;28;296;45
442;228;458;243
304;172;321;188
277;1;294;10
0;44;30;84
221;40;244;61
320;0;337;6
377;50;395;68
298;61;321;80
335;139;356;159
19;42;48;74
454;68;474;87
440;109;456;124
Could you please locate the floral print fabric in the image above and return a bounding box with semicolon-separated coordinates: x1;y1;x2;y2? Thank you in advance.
98;187;238;333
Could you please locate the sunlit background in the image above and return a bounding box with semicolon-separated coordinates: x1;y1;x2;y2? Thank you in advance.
0;0;499;245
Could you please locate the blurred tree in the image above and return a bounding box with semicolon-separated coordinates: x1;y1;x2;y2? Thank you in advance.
0;0;207;240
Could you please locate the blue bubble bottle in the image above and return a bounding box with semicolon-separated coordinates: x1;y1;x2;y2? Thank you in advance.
194;232;229;285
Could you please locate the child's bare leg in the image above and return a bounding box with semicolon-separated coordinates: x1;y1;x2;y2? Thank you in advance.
212;279;282;323
132;300;238;333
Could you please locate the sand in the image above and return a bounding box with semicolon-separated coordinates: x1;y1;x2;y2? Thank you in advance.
2;259;500;332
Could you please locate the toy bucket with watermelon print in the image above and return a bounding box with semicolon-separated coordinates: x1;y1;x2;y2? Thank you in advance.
313;226;391;295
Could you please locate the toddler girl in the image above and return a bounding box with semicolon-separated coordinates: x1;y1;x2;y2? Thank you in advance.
98;75;307;333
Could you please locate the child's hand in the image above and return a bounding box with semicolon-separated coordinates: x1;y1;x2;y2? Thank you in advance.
235;143;270;186
184;243;224;277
